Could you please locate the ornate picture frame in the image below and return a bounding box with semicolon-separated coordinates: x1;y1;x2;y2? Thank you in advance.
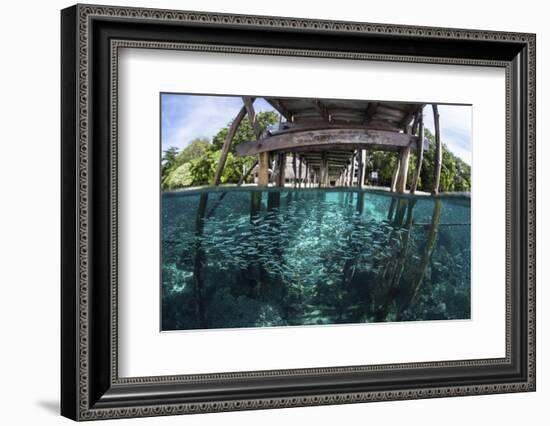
61;4;535;421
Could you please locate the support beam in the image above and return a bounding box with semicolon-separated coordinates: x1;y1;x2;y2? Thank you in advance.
432;104;442;194
410;110;425;194
212;105;248;185
275;153;287;187
257;152;269;186
395;146;411;193
242;96;269;188
314;99;331;122
235;128;424;156
292;153;297;188
298;155;304;188
390;155;401;192
242;96;262;139
265;98;293;121
349;152;356;186
357;149;366;189
320;152;329;188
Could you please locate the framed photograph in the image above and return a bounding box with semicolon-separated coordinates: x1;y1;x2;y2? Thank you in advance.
61;4;536;421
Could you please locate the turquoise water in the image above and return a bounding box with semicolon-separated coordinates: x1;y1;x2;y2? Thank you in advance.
161;188;471;331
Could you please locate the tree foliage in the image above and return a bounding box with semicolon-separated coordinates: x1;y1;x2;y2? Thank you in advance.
363;128;471;193
161;111;279;189
161;110;470;193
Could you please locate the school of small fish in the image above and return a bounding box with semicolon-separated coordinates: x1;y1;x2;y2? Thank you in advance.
161;189;471;329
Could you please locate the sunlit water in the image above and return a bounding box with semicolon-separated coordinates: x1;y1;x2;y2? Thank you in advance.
161;188;470;331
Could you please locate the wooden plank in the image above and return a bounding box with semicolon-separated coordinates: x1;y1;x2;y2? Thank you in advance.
212;104;248;185
235;128;421;156
432;104;442;194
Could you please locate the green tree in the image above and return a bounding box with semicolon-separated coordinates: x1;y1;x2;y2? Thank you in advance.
365;151;399;187
176;137;210;164
187;111;279;186
161;138;212;190
212;111;279;151
363;128;471;193
161;146;179;173
418;128;471;192
164;162;193;189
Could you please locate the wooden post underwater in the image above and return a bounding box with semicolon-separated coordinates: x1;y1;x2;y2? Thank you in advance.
409;199;443;304
432;104;442;195
191;193;209;326
356;190;364;214
410;109;425;194
212;105;248;185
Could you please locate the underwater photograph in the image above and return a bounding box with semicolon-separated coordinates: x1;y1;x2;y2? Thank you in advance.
160;94;472;331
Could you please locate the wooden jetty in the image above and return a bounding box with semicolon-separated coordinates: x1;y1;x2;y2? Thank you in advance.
212;96;442;194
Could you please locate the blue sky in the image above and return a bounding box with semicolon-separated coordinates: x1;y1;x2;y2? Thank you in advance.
161;94;274;150
161;94;472;165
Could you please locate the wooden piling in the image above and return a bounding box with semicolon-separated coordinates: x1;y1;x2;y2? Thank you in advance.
395;146;411;193
292;153;297;188
357;149;366;189
410;110;425;194
298;155;303;188
390;156;400;192
212;105;247;185
409;199;443;305
432;104;442;195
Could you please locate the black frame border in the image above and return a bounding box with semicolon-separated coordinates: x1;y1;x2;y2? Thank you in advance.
61;4;535;421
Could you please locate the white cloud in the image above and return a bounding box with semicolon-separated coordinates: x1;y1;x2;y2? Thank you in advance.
161;95;244;150
161;95;279;152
